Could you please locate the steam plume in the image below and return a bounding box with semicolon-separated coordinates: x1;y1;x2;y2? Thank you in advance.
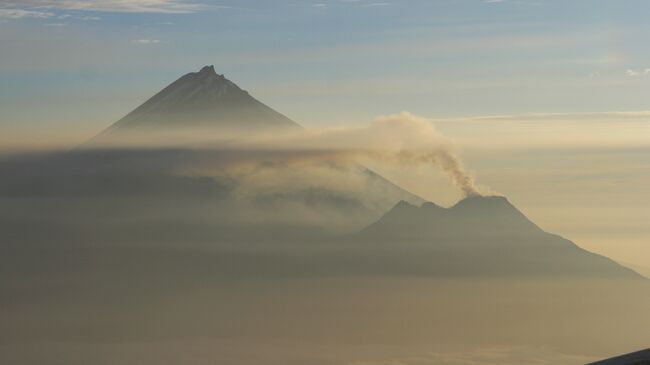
239;112;481;197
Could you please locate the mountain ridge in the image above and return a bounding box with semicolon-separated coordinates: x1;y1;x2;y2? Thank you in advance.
354;196;645;278
362;195;543;239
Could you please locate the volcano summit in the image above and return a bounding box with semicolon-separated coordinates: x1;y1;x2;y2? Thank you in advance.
93;65;300;143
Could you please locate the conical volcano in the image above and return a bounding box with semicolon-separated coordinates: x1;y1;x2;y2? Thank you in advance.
94;65;300;142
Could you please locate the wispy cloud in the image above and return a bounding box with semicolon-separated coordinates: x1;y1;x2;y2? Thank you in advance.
360;2;389;7
431;110;650;151
626;68;650;77
131;39;162;44
483;0;544;5
1;0;207;14
313;0;389;8
349;346;595;365
77;15;101;20
0;8;54;18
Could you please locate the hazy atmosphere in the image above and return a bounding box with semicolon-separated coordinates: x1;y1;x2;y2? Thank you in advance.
1;1;649;365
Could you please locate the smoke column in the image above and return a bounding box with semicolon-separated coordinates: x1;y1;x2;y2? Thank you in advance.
428;151;480;197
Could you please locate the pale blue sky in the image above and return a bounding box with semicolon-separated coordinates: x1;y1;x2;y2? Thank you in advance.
2;0;650;134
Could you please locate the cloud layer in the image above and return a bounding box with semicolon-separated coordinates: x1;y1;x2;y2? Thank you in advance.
0;8;54;18
1;0;206;14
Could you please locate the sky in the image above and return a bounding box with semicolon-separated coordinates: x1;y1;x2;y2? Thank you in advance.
2;0;650;132
0;0;649;269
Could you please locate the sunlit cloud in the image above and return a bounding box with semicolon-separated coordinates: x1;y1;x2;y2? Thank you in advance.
349;346;595;365
131;39;162;44
1;0;208;14
361;2;389;7
626;68;650;77
430;110;650;151
77;15;101;20
0;8;54;18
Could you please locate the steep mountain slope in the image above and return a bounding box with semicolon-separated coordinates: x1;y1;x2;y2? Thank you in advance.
355;196;644;278
587;349;650;365
94;65;300;142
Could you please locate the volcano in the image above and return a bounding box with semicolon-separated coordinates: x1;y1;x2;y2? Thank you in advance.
353;196;644;278
93;65;300;143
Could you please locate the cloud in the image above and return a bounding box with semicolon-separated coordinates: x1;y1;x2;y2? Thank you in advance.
625;68;650;77
1;0;207;14
433;110;650;122
0;8;54;18
429;110;650;151
360;2;389;7
131;39;162;44
339;0;389;5
349;346;595;365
